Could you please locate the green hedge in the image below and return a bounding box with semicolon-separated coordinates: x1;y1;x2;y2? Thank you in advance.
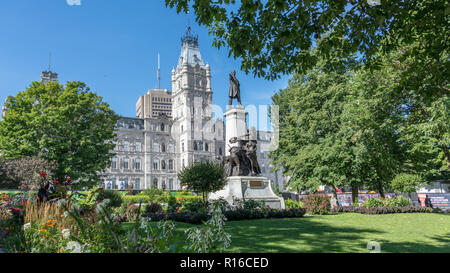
122;195;151;205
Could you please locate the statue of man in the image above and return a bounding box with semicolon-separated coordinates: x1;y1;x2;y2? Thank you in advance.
245;140;261;176
228;70;242;106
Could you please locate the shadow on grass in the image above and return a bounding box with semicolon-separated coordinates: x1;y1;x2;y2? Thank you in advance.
224;216;385;253
377;233;450;253
225;216;450;253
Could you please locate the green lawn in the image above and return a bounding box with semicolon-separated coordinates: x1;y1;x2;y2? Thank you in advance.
125;213;450;253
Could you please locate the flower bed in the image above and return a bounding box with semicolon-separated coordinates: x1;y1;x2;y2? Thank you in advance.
331;205;434;214
145;208;307;225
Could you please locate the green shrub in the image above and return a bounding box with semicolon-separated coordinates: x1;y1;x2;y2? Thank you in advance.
302;195;331;215
362;197;385;208
389;196;411;207
183;199;207;213
332;205;433;214
167;194;177;208
145;208;307;224
145;203;163;214
141;188;172;204
122;195;151;206
391;173;422;194
285;198;303;209
236;199;266;211
210;198;231;212
362;196;411;208
101;190;123;208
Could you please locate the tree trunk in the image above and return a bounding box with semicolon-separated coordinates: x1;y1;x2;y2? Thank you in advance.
378;182;385;198
351;183;359;204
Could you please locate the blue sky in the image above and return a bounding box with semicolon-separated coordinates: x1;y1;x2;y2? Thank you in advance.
0;0;290;126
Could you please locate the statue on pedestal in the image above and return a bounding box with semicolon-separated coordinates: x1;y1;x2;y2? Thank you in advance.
228;70;242;106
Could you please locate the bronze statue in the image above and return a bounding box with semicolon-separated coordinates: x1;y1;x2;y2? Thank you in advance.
246;140;261;176
222;135;261;177
228;70;242;106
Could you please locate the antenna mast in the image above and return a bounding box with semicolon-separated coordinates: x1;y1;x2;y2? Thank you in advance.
158;53;161;90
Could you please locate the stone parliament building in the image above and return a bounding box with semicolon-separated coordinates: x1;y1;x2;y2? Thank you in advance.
2;27;287;192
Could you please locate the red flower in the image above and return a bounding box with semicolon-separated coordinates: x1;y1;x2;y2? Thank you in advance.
54;180;60;185
40;172;46;177
66;178;72;183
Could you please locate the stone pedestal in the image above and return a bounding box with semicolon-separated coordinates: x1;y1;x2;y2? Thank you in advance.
224;106;247;156
209;176;285;210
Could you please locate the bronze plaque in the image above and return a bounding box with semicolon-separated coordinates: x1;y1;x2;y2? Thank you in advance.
249;181;263;188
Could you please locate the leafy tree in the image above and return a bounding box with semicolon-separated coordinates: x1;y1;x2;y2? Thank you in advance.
270;57;358;201
178;161;226;206
391;173;423;194
271;49;443;199
0;81;120;189
165;0;448;88
0;157;15;189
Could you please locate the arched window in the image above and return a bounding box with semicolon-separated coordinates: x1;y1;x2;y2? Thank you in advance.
161;123;165;131
161;143;166;153
153;178;158;188
169;160;174;170
161;160;166;170
124;158;129;169
205;143;209;152
153;159;158;170
219;147;223;156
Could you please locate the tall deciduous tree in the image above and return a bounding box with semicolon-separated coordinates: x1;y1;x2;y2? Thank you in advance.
270;57;358;201
178;161;226;206
0;81;120;188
